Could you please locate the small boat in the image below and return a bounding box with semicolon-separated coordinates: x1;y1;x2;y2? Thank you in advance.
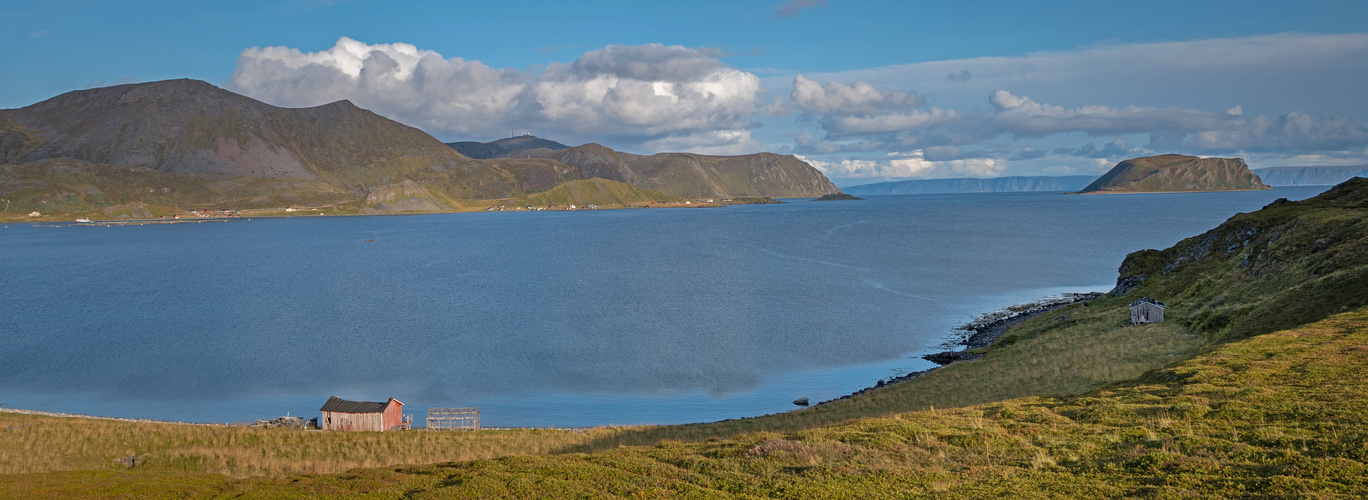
75;218;92;223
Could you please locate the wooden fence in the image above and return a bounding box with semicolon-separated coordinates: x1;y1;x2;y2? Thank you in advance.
426;407;480;431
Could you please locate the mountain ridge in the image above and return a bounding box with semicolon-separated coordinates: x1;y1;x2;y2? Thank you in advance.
451;137;841;198
2;80;837;217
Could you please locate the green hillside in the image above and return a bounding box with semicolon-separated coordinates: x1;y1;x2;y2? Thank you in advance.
0;158;349;219
500;141;842;199
520;178;682;206
1080;154;1272;193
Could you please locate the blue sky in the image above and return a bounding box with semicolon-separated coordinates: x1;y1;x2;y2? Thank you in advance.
4;0;1367;186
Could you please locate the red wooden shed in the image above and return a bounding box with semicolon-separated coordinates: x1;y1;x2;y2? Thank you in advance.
319;396;406;431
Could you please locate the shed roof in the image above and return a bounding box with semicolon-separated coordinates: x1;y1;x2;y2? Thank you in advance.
319;396;400;413
1129;297;1165;309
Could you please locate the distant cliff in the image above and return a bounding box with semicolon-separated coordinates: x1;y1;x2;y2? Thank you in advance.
844;175;1096;195
1079;154;1270;193
1252;166;1368;186
446;135;569;159
456;139;842;199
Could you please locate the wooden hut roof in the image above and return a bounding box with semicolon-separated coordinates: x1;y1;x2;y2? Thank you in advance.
319;396;399;414
1129;297;1165;308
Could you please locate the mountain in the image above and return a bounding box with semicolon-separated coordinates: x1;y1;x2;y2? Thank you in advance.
0;80;673;216
1;79;470;186
446;135;569;159
2;80;838;217
478;140;840;198
1078;154;1271;193
1252;166;1368;186
844;175;1096;195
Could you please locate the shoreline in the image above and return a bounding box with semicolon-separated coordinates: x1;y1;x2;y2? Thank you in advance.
3;292;1108;428
0;198;792;224
804;291;1104;409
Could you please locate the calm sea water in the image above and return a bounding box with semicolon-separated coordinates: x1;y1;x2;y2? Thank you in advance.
0;187;1324;426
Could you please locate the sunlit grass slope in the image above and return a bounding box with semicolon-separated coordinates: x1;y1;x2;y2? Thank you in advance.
519;178;683;207
5;307;1366;498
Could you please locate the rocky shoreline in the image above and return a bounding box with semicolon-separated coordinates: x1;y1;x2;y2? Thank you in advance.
807;291;1103;408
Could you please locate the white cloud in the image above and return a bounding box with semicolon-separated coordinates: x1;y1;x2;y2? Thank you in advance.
791;75;924;116
798;151;1003;180
989;90;1232;137
232;38;763;152
534;44;761;136
233;37;526;135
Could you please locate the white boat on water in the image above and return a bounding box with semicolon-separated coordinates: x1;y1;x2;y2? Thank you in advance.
74;218;92;223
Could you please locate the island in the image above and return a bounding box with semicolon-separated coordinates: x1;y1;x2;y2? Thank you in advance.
1078;154;1271;193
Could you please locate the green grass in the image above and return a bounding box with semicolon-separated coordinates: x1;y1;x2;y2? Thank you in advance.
519;178;682;207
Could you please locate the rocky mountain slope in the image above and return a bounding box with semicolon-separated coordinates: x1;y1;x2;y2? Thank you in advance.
1;79;471;186
457;137;841;198
844;175;1096;195
0;81;667;216
1252;165;1368;186
1108;177;1368;340
3;80;839;217
1079;154;1270;193
446;135;569;159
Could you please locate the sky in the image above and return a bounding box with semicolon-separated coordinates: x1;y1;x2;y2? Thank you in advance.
4;0;1368;186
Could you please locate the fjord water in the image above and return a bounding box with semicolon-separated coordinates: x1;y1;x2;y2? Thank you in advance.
0;188;1322;426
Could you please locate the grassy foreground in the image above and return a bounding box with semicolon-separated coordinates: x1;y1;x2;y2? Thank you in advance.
3;307;1365;498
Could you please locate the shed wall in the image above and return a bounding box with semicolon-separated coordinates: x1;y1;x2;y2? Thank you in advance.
321;410;384;431
382;401;403;430
1130;303;1164;325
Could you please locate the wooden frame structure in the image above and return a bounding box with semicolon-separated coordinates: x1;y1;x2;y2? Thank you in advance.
426;407;480;431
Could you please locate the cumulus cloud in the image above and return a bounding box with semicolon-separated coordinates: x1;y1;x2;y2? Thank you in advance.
232;38;764;152
233;37;527;135
791;75;925;116
533;44;761;136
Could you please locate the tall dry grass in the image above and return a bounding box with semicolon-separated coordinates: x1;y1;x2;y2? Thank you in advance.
0;413;637;478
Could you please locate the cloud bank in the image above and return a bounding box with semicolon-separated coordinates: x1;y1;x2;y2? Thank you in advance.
232;33;1368;183
233;38;762;153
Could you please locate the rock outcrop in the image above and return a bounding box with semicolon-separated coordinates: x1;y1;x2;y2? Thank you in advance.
1079;154;1270;193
